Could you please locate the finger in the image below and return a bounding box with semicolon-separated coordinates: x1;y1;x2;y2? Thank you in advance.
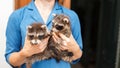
52;35;57;42
53;33;63;44
59;46;65;50
39;44;46;49
52;35;62;44
69;34;76;41
59;34;70;42
24;36;31;46
39;38;49;45
39;37;50;45
24;36;28;43
39;40;47;46
45;36;50;40
52;32;60;39
60;45;68;50
62;41;67;46
39;44;47;52
41;36;49;42
40;46;46;52
46;36;50;40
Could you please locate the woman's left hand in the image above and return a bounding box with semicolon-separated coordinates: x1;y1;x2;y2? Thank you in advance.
52;33;82;61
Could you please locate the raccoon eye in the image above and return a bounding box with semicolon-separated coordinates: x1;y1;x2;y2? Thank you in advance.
38;35;44;40
55;25;64;30
29;35;34;40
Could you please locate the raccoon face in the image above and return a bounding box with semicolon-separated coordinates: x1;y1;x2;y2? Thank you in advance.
52;14;70;33
27;23;48;45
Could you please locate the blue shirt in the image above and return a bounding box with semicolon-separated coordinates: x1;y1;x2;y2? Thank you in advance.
5;0;83;68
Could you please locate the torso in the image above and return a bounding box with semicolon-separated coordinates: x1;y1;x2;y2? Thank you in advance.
15;1;79;68
34;0;55;24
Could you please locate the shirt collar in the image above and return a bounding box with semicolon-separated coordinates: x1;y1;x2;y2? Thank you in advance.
26;0;63;26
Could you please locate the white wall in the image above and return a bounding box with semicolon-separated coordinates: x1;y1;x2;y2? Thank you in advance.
0;0;14;68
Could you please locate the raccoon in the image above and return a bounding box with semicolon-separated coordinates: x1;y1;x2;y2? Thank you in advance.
48;14;74;63
26;23;51;68
27;23;50;45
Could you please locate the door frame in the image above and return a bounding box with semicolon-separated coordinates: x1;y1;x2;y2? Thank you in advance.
15;0;71;10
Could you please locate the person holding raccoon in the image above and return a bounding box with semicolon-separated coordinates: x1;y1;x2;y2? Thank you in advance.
5;0;83;68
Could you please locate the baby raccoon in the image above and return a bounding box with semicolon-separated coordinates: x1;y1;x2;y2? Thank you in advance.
26;23;51;68
48;14;74;63
27;23;49;45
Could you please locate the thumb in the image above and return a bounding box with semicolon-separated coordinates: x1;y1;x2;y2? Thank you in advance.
24;36;31;46
59;33;70;42
44;36;50;41
24;36;28;43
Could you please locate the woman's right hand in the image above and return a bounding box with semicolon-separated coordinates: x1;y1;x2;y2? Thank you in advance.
20;37;50;57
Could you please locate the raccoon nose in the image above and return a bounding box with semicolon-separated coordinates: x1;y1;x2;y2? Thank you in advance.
56;25;64;30
30;40;38;45
33;42;38;45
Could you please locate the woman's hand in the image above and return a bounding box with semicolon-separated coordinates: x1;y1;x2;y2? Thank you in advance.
52;32;82;61
20;37;50;57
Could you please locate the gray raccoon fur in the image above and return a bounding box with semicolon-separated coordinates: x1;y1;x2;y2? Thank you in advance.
25;23;52;68
48;14;74;63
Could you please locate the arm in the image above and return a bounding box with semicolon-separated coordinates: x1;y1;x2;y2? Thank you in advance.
63;0;71;9
5;12;23;67
8;37;49;66
5;12;49;67
8;51;26;66
59;34;83;61
70;11;83;61
66;11;83;63
52;31;82;63
59;0;71;9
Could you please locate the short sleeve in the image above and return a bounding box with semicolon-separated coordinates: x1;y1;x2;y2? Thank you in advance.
5;11;22;66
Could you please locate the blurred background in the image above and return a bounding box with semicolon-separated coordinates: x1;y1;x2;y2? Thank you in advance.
0;0;14;68
0;0;120;68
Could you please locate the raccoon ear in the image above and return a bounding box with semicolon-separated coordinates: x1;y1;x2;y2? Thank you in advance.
63;18;69;23
27;25;32;29
41;25;46;28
